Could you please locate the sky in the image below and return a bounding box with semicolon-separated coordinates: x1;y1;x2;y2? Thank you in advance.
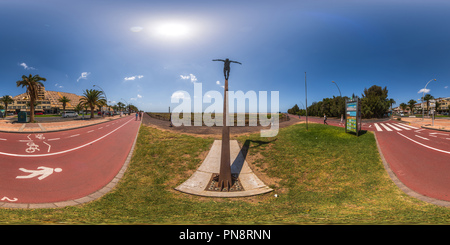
1;0;450;112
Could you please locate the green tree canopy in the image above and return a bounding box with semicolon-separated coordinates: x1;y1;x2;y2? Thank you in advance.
360;85;389;119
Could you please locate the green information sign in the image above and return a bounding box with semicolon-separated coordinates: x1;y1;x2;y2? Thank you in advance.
345;98;361;136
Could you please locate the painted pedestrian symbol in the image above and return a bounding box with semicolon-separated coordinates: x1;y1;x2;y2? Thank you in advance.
16;166;62;180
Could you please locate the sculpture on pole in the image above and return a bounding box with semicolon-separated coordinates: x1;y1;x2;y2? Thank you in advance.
211;58;242;191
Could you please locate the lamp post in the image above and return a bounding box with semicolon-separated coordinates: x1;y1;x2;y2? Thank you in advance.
332;81;343;122
93;85;107;118
421;79;436;121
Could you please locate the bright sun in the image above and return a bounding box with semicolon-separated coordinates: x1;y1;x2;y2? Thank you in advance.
154;22;191;39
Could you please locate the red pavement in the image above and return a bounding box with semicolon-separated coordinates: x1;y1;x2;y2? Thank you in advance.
303;116;450;203
0;115;141;205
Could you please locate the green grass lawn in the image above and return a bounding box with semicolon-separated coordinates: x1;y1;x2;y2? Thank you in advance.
1;123;450;224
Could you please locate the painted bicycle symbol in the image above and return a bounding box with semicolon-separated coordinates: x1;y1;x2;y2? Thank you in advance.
25;141;40;153
22;134;51;153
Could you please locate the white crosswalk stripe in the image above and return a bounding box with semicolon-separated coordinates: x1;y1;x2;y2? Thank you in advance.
393;123;413;130
379;123;392;131
374;123;419;132
386;123;402;131
374;123;382;131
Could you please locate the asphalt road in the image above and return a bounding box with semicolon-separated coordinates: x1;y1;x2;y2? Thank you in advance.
0;115;141;204
305;116;450;202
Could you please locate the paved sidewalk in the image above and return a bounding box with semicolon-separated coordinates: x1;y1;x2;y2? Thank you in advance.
398;117;450;132
0;115;129;133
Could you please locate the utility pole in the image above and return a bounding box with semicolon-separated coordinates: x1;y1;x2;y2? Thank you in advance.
305;72;308;131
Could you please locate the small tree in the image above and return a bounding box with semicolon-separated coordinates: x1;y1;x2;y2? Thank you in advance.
79;89;106;119
0;95;14;118
408;99;417;115
16;74;46;122
58;96;71;114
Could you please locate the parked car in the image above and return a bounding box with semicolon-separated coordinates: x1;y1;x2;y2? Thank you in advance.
62;111;78;118
35;112;43;115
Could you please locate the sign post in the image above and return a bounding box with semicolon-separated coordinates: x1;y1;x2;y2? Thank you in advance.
345;97;361;136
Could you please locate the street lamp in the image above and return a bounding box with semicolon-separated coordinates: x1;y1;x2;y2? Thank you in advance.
421;79;436;121
332;81;343;123
93;85;107;117
332;81;342;97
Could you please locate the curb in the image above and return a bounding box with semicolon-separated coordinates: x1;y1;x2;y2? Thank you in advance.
0;116;142;209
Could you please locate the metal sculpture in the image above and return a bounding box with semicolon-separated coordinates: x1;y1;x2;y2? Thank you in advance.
212;58;241;191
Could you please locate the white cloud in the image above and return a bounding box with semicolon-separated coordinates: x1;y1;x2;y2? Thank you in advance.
445;86;448;89
77;72;90;82
137;94;143;98
19;62;36;70
124;75;144;81
171;91;187;100
216;81;220;85
418;88;430;94
54;83;63;89
180;74;198;83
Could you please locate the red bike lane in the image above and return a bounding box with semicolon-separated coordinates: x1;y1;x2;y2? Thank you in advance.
299;116;450;203
0;116;141;205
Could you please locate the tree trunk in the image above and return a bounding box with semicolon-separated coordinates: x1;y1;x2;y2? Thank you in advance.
91;106;95;119
29;98;35;123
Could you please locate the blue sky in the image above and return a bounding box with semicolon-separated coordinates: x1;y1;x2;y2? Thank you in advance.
1;0;450;112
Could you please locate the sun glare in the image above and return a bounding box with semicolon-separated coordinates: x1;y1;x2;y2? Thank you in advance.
154;22;191;39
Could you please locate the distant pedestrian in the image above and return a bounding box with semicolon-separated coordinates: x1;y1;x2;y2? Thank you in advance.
139;111;142;120
135;112;138;121
324;113;328;125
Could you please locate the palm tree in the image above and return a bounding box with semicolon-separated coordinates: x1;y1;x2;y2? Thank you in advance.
58;96;71;114
0;95;14;118
388;98;396;111
408;99;417;115
399;103;408;114
79;89;106;119
117;102;125;112
16;74;46;122
423;94;435;116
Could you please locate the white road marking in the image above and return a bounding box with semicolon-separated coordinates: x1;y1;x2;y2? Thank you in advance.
16;166;62;180
414;129;425;133
430;132;449;136
69;134;80;138
393;124;412;130
0;138;6;141
87;130;94;133
380;123;392;131
398;132;450;154
48;138;60;141
401;124;419;129
374;123;382;131
0;119;133;157
386;123;402;131
415;135;430;140
43;141;51;152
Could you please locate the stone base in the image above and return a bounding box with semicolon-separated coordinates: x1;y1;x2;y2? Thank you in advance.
175;140;273;197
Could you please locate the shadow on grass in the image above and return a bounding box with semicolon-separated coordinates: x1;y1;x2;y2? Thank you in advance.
230;138;277;177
